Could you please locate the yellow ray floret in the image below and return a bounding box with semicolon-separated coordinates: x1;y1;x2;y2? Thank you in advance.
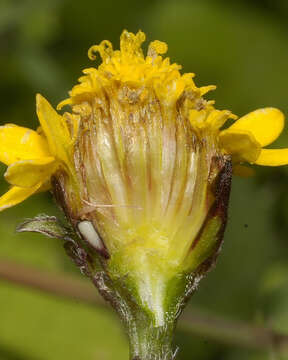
0;94;77;211
0;123;58;211
4;157;58;188
225;108;284;147
0;124;50;165
220;108;288;166
256;149;288;166
0;185;43;211
36;94;76;170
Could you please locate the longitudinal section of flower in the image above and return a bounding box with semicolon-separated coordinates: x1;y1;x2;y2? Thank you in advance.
69;84;222;271
1;29;288;325
57;80;225;325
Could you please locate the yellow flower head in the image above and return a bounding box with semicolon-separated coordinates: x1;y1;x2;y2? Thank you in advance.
1;30;288;324
1;30;286;212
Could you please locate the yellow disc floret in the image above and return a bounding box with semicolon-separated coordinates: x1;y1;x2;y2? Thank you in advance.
57;30;215;112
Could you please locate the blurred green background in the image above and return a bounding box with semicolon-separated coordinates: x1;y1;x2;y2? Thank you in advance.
1;0;288;359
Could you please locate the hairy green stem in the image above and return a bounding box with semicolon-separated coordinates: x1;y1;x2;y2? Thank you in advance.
127;315;176;360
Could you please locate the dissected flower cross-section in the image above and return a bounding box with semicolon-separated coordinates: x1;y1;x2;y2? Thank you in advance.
1;30;288;360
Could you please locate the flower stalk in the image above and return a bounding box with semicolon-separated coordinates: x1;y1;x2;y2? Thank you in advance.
127;317;175;360
93;270;177;360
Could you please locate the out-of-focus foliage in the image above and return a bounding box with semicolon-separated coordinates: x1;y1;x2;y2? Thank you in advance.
1;0;288;359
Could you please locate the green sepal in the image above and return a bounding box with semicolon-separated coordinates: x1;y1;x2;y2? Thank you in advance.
16;215;71;240
16;215;103;277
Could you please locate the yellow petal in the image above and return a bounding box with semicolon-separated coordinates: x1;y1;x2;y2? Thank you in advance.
57;98;72;110
0;184;41;212
227;108;284;147
219;129;261;163
36;94;71;164
37;180;52;193
0;124;50;165
199;85;216;96
4;157;58;188
206;110;237;129
255;149;288;166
